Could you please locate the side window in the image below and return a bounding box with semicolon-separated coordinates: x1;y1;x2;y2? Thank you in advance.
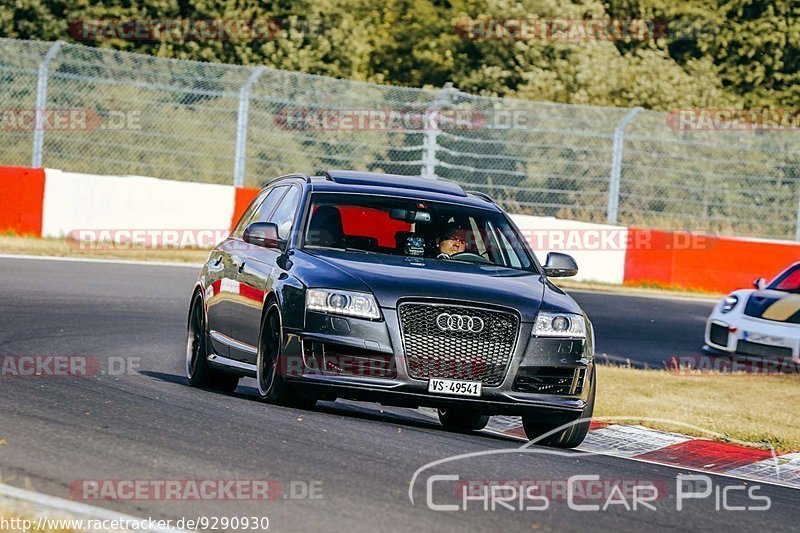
773;267;800;291
232;186;287;239
497;230;522;269
468;217;487;256
252;186;288;223
269;186;301;240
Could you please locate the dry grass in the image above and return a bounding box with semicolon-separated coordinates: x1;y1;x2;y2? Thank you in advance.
596;365;800;452
0;234;209;264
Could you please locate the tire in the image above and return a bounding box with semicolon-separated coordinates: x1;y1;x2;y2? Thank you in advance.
257;302;317;409
186;293;239;393
437;408;490;432
522;368;596;449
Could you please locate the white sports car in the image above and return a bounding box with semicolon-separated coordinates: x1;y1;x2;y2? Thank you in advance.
705;262;800;363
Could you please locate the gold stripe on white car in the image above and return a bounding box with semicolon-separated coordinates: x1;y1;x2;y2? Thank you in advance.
762;294;800;321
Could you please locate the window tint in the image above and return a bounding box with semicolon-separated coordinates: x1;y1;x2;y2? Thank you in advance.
303;193;535;272
252;186;288;223
771;266;800;292
232;186;287;239
269;186;301;240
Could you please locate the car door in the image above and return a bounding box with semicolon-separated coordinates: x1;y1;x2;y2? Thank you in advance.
205;191;268;357
205;239;239;358
208;185;287;361
229;185;302;364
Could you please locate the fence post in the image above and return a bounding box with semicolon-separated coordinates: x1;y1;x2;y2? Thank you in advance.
421;82;454;179
31;40;64;168
233;66;266;187
795;183;800;241
607;106;642;224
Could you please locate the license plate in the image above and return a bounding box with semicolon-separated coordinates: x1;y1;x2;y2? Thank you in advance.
428;378;482;397
744;331;784;345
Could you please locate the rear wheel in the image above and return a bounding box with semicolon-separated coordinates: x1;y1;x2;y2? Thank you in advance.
522;369;596;449
186;293;239;393
257;302;317;409
437;408;490;432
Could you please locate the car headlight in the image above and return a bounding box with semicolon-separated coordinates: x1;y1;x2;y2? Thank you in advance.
533;312;586;338
721;295;738;313
306;289;381;319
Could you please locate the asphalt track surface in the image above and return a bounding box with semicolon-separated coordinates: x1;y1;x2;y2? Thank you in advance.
0;256;794;532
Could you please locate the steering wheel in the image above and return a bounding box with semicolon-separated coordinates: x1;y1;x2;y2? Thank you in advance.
450;252;491;264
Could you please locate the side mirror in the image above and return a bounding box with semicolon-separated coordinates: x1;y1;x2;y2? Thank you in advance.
753;277;766;290
243;222;283;250
543;252;578;278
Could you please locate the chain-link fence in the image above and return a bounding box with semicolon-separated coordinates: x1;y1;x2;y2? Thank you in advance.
1;38;798;239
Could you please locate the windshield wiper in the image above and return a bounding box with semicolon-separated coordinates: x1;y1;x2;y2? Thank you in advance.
344;247;374;254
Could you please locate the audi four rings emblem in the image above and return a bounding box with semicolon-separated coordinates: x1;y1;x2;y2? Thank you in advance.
436;313;485;333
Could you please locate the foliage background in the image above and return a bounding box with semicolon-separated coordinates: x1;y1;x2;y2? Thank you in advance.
1;0;797;112
0;1;797;239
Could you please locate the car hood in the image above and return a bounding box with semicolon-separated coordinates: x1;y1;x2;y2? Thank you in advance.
297;249;579;322
743;289;800;324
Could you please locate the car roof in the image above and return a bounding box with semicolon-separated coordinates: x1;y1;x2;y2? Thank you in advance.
298;170;499;210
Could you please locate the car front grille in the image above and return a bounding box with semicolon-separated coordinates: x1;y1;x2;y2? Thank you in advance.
513;367;586;396
709;322;729;347
398;302;519;386
737;340;793;358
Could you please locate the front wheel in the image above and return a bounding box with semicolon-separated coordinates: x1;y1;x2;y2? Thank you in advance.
437;408;490;432
186;293;239;393
257;302;317;409
522;368;596;449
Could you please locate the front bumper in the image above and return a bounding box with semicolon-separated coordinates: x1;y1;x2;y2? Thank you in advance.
281;308;594;418
705;313;800;361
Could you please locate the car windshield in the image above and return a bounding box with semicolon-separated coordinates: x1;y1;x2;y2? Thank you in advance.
302;193;535;272
769;264;800;293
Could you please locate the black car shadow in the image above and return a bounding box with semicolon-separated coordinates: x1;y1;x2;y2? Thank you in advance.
140;370;521;443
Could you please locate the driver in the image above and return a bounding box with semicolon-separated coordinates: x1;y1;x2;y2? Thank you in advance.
436;225;467;259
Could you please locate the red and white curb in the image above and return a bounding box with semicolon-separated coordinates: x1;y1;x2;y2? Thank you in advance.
503;417;800;489
0;483;186;533
418;409;800;490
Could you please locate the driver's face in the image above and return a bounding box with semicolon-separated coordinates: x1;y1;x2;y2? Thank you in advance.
439;234;466;255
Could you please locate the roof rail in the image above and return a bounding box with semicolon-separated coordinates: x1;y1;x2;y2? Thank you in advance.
466;191;496;204
322;170;468;197
273;172;311;184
